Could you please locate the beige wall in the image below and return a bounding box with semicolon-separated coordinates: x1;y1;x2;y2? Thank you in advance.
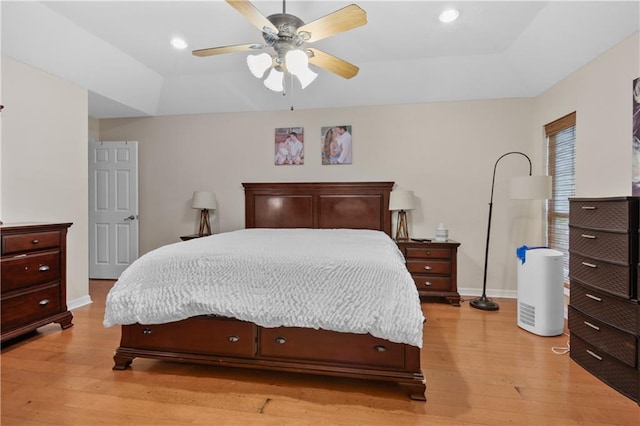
1;56;89;306
533;32;640;197
99;99;539;297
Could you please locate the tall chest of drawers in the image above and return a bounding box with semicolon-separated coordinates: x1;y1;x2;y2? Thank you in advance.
1;222;74;342
568;197;638;401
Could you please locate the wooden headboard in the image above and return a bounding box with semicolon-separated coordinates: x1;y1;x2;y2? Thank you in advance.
243;182;394;236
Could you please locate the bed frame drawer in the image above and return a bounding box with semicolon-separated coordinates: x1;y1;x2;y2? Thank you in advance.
122;316;255;357
258;326;405;369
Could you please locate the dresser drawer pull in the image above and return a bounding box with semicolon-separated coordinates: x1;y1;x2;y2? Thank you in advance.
228;335;240;343
275;337;287;344
424;265;432;271
423;281;432;287
374;345;387;352
580;234;596;239
424;251;431;255
586;349;603;361
585;293;602;302
581;262;597;268
581;206;597;210
38;265;50;272
39;299;50;306
142;328;153;335
583;321;600;331
32;239;40;245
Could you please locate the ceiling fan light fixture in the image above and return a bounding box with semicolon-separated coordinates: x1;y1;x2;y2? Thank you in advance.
170;37;188;50
264;68;284;92
284;49;310;76
295;67;318;89
247;53;272;78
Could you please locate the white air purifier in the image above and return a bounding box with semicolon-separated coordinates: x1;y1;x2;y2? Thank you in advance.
516;247;564;336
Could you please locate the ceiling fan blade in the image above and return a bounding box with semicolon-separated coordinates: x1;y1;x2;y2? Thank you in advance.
307;48;359;79
226;0;278;33
192;43;263;57
298;4;367;43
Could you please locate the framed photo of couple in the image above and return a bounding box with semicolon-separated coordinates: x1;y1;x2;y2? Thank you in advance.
321;125;353;165
274;127;304;165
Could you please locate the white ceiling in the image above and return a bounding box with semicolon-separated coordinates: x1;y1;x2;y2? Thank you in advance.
2;1;639;119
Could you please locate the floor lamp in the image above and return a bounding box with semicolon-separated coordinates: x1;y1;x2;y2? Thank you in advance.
470;151;552;311
191;191;217;236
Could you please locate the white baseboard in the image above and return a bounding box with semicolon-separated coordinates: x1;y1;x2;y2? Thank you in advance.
68;295;92;310
458;287;517;299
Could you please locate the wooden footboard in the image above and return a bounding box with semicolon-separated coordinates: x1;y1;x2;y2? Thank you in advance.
113;316;426;401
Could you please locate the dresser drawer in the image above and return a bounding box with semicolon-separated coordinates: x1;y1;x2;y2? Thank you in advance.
1;284;62;331
569;282;637;333
1;231;61;255
569;198;638;232
406;259;451;275
568;306;637;367
405;247;450;260
411;275;451;292
569;226;632;264
258;327;405;369
1;250;61;293
123;316;255;357
569;253;633;298
570;334;638;402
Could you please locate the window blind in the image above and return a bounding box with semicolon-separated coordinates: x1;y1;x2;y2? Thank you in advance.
545;112;576;285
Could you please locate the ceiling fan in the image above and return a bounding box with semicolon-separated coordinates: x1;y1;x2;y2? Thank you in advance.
193;0;367;92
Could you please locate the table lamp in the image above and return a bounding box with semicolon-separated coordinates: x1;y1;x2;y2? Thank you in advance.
192;191;217;236
389;190;415;241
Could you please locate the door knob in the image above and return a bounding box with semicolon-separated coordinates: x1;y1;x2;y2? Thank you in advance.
124;215;137;221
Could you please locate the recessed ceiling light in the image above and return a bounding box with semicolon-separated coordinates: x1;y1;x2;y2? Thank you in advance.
439;9;459;23
171;37;188;50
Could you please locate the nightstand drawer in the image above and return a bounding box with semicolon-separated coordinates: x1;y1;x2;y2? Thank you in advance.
411;275;451;292
2;231;61;255
406;259;450;275
405;247;450;259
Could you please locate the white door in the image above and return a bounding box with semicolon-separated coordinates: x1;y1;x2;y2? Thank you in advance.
88;141;139;279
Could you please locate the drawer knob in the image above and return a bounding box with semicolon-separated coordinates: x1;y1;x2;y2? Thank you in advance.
374;345;387;352
228;335;240;343
32;239;40;245
581;261;597;268
142;328;153;335
423;281;432;287
425;251;431;255
586;349;603;361
39;299;50;306
39;265;50;272
583;321;600;331
424;265;432;271
580;234;596;239
275;337;287;344
585;293;602;302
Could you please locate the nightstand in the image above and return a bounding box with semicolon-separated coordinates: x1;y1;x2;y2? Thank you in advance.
395;239;461;306
180;234;208;241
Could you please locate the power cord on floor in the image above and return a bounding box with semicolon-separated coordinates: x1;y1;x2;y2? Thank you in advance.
551;332;570;355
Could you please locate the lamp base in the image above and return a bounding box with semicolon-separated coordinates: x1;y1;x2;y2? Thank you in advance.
470;295;500;311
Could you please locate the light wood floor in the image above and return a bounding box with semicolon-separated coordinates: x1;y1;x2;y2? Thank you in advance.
2;280;638;425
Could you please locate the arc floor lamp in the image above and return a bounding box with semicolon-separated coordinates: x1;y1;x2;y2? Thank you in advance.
470;151;552;311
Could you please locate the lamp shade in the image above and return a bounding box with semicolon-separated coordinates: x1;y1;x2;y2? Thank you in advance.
247;53;272;78
191;191;217;210
389;190;415;211
264;68;284;92
509;175;552;200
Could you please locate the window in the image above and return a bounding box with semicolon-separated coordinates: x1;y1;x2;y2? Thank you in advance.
545;112;576;285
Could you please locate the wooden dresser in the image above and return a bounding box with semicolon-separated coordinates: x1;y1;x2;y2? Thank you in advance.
395;239;461;306
1;222;74;343
567;197;638;402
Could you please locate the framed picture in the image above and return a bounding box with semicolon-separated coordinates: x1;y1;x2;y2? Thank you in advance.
633;78;640;195
321;125;353;165
275;127;304;165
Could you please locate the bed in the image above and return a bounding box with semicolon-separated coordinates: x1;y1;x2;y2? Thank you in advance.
107;181;426;401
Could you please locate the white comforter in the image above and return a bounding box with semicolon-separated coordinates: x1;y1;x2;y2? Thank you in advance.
103;228;424;347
